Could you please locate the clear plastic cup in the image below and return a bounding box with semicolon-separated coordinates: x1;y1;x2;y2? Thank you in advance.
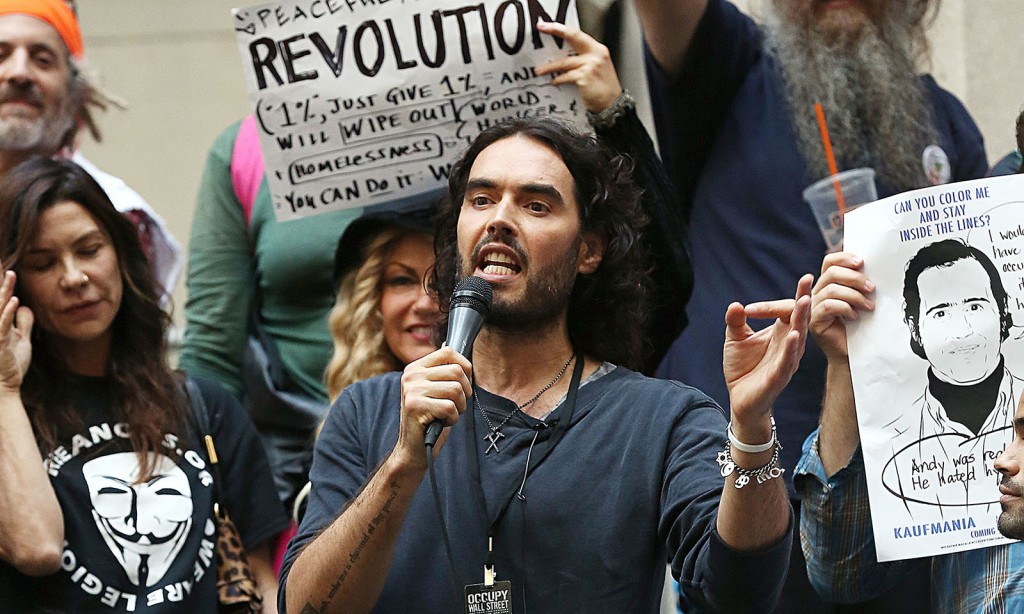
803;168;878;252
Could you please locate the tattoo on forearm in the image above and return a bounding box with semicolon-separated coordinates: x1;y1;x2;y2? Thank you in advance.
313;481;401;612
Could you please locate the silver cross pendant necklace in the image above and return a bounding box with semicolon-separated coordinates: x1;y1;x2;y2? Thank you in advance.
477;353;576;454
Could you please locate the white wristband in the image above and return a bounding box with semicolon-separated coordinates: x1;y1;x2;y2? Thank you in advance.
727;416;777;454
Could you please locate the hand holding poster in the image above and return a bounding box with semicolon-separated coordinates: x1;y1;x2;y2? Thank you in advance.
232;0;585;221
845;173;1024;561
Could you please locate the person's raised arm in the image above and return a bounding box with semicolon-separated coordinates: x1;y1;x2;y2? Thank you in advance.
283;347;471;614
633;0;710;76
0;270;63;576
798;252;906;604
718;273;812;549
810;252;875;476
535;22;694;372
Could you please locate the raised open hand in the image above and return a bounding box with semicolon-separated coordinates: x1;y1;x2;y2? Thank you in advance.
0;270;33;393
723;274;812;431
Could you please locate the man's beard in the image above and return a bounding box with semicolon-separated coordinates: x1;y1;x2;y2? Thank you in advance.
765;4;939;194
997;477;1024;540
459;234;580;334
0;81;76;156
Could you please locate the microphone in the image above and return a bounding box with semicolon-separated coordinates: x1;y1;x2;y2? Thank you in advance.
423;276;493;447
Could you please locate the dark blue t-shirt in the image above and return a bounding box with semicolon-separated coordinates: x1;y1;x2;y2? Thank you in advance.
646;0;989;494
280;367;793;613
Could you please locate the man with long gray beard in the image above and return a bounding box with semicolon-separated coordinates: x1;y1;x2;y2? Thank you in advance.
634;0;987;611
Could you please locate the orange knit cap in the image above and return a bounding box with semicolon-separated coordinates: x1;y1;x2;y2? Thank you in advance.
0;0;84;58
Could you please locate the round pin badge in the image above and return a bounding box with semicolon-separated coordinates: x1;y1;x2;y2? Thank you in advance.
922;144;951;186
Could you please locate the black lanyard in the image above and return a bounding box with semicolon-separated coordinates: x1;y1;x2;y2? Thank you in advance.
464;356;584;538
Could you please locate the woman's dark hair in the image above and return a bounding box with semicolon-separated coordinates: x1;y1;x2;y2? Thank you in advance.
0;157;184;478
431;118;651;369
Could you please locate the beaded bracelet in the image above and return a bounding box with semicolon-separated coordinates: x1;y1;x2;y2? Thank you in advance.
586;90;636;130
716;441;785;489
727;416;777;454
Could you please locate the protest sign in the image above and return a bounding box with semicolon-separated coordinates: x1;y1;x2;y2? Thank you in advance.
233;0;586;221
845;173;1024;561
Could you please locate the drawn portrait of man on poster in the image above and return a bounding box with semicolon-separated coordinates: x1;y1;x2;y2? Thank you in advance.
837;177;1024;559
885;239;1021;488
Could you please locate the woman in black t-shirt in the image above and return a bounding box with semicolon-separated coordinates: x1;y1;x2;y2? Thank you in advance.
0;157;286;613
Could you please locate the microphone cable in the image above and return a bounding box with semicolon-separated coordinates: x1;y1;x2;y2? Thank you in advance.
426;428;462;607
423;276;492;607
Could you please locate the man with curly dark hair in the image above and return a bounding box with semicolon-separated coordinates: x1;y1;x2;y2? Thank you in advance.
431;118;652;372
279;117;815;613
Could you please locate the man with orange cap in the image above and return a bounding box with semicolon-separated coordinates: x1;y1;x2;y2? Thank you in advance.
0;0;181;299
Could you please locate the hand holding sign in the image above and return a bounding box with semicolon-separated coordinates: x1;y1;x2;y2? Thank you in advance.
233;0;587;222
810;252;875;363
533;21;622;113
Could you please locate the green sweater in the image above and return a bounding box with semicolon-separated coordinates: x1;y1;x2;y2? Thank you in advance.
179;120;360;402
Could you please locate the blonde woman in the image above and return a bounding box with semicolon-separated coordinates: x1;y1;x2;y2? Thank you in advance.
291;209;440;524
325;209;441;401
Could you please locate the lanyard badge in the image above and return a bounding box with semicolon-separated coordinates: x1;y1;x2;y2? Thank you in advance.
465;538;512;613
464;579;512;614
461;359;584;613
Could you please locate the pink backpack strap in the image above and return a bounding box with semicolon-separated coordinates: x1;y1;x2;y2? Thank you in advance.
230;115;266;226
